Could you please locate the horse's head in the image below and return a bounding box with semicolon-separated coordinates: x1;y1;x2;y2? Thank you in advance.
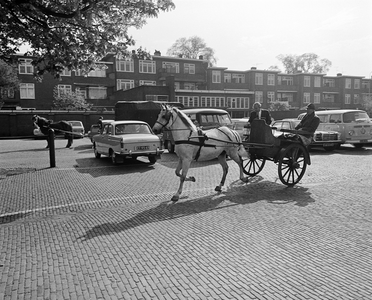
32;115;39;123
152;104;173;134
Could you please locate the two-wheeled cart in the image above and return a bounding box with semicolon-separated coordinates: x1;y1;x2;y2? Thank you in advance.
241;119;311;186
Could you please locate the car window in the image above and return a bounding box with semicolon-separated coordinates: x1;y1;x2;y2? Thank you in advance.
70;121;82;126
329;114;342;123
318;115;328;123
273;122;283;130
282;122;291;130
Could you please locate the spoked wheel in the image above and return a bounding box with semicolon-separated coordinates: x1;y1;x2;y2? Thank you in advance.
278;143;308;186
242;154;266;176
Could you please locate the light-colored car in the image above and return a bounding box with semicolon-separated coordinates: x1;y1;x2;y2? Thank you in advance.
92;120;164;164
87;120;115;143
66;121;85;139
271;118;342;151
232;118;249;139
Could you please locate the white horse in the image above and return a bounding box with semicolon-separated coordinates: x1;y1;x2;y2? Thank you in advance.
152;105;249;202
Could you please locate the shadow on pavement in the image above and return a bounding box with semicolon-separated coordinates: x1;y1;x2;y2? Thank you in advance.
74;157;156;177
78;180;314;241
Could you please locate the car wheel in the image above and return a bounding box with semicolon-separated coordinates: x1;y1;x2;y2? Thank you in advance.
149;156;157;164
93;143;101;158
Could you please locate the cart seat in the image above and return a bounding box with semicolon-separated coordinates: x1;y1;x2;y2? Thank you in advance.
250;119;280;147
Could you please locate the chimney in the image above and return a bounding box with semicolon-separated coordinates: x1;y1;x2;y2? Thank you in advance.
337;73;342;76
251;67;257;70
199;55;203;60
154;50;161;56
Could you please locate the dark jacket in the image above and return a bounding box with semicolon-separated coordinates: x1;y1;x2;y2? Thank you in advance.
295;112;320;137
249;109;272;125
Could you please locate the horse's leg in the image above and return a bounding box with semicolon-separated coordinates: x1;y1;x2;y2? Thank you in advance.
229;147;249;183
215;152;229;192
66;133;73;148
172;158;194;202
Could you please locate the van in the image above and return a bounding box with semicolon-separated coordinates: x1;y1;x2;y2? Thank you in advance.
298;109;372;148
163;108;233;153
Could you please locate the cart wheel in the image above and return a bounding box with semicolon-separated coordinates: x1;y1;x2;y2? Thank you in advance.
242;154;266;176
278;143;307;186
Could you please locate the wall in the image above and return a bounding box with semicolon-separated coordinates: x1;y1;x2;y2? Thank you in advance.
0;110;114;137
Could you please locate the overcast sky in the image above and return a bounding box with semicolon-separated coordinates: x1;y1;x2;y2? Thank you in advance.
129;0;372;78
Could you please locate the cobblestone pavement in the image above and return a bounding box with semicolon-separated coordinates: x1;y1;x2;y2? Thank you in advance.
1;137;372;300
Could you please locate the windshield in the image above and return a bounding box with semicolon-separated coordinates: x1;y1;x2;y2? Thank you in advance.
343;111;371;123
70;121;82;126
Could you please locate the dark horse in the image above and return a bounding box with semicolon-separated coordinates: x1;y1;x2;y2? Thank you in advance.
32;115;73;148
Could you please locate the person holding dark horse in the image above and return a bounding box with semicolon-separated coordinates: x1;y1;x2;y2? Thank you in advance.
32;115;73;148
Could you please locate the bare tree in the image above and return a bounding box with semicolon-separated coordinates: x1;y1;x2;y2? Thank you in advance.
167;36;217;66
274;53;332;74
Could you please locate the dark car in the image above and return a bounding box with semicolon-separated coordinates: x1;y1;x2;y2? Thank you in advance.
271;118;342;151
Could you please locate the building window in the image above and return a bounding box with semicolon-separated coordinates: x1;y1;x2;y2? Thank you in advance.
88;87;107;99
314;93;321;104
232;74;245;83
304;76;311;87
277;93;293;102
353;94;359;104
303;92;310;104
139;60;156;74
174;82;180;90
362;81;370;89
345;94;351;104
116;60;134;72
323;79;335;87
18;59;34;74
162;62;179;73
212;70;221;83
278;76;293;85
267;74;275;85
57;85;72;96
184;82;197;90
267;91;275;103
323;94;335;103
354;79;360;89
20;83;35;99
117;79;134;91
224;73;231;83
76;68;106;77
255;73;263;85
75;87;87;99
139;80;156;86
255;91;263;103
345;79;351;89
314;76;321;87
184;63;195;74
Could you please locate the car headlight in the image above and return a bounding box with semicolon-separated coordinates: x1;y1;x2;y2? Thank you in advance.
348;130;355;136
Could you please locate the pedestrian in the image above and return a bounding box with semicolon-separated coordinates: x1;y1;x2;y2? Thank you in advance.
248;102;272;125
98;116;103;131
295;103;320;146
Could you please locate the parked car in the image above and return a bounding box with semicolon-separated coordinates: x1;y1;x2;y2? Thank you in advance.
87;119;115;143
271;118;342;151
65;121;85;139
232;118;249;139
92;120;164;164
163;108;233;153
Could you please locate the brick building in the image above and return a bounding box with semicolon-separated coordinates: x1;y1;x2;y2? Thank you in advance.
2;52;371;118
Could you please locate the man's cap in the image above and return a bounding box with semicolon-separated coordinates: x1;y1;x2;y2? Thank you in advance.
307;103;315;110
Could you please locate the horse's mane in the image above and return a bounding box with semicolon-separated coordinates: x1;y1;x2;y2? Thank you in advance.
171;107;197;132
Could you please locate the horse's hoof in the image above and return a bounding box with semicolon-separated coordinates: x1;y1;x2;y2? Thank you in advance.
190;176;196;182
215;186;222;192
171;196;179;202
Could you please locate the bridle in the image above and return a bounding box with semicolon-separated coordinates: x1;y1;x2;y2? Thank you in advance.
155;108;177;130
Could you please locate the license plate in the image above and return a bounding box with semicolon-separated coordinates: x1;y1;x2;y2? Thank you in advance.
323;143;334;147
136;146;149;150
